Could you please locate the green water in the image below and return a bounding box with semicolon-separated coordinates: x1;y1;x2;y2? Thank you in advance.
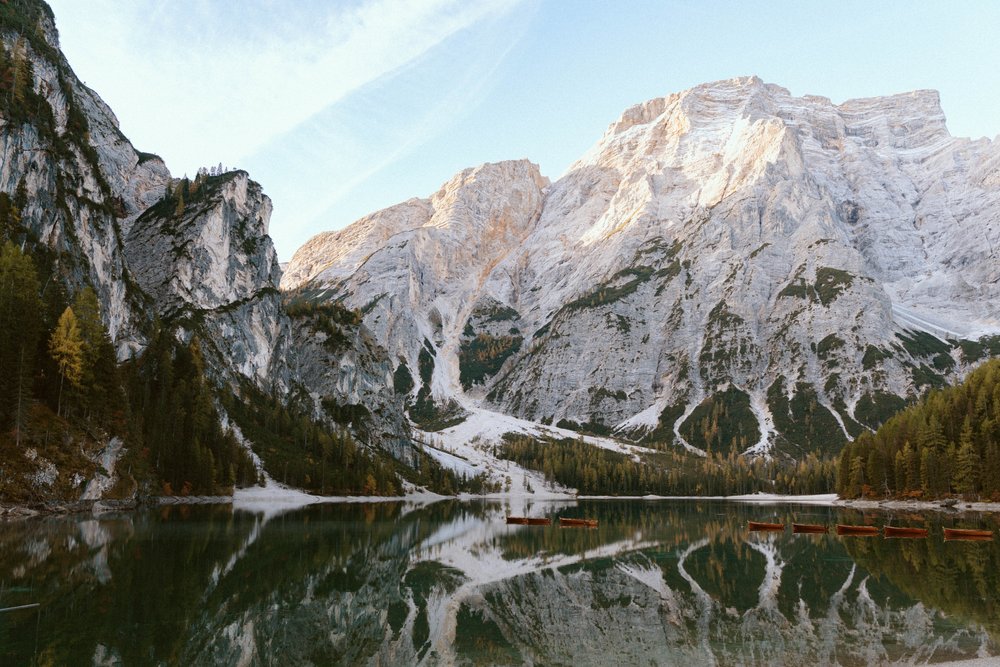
0;500;998;666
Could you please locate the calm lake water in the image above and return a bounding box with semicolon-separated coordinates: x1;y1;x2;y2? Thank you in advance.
1;500;998;666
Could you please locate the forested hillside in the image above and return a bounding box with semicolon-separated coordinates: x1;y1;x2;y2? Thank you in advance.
837;359;1000;500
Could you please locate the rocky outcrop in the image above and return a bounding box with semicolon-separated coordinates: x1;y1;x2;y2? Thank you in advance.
1;4;293;392
125;172;289;389
0;1;416;483
287;76;1000;457
288;303;414;463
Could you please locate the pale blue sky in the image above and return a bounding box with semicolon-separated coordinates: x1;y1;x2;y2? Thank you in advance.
49;0;1000;260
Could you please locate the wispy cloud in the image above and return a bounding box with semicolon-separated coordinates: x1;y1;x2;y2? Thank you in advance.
50;0;521;174
241;2;536;254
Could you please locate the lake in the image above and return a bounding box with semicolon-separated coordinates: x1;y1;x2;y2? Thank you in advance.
1;500;998;666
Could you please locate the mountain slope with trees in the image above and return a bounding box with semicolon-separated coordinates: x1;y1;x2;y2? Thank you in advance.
836;359;1000;500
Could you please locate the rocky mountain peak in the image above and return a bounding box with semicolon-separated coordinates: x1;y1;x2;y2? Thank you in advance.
282;159;547;292
429;159;549;232
287;77;999;460
589;77;952;176
836;88;948;149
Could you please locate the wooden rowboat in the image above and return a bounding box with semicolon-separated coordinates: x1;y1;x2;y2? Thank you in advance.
944;528;993;540
883;526;928;538
836;524;879;536
792;523;828;534
748;521;784;531
559;517;598;528
506;517;551;526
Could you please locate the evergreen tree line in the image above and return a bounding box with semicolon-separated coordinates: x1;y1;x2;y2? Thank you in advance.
1;238;483;498
220;385;499;497
499;435;835;496
836;359;1000;500
1;239;257;496
122;327;258;495
0;35;44;126
0;238;429;497
220;386;403;496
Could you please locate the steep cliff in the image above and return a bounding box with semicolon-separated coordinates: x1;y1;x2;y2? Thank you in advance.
0;3;290;387
0;2;170;355
287;77;1000;458
285;159;548;431
125;171;289;390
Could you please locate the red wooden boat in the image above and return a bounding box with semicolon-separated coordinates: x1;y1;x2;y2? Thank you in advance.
748;521;784;531
943;528;993;541
883;526;928;539
506;517;551;526
559;517;598;528
792;523;828;534
836;524;879;536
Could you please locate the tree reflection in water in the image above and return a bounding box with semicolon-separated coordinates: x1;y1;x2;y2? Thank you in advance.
0;501;995;665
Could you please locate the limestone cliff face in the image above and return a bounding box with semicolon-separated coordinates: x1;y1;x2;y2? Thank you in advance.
0;9;293;391
0;8;170;356
287;77;1000;456
288;304;414;463
125;172;288;389
285;159;548;422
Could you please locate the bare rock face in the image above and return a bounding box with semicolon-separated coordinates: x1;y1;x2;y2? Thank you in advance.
0;11;171;356
287;77;1000;457
0;3;416;472
124;172;288;389
288;304;414;463
284;159;549;425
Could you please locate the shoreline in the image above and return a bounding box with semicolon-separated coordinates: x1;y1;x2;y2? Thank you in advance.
4;490;1000;521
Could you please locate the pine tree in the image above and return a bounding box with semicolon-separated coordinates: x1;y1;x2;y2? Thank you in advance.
0;242;42;443
894;449;906;491
954;439;980;497
13;179;27;213
848;455;865;497
904;441;920;491
49;306;83;417
836;446;852;496
920;447;937;497
918;416;946;452
72;286;119;423
0;192;21;242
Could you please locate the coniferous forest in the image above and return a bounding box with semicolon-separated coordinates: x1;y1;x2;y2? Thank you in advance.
504;360;1000;501
2;0;999;506
500;435;836;496
836;358;1000;500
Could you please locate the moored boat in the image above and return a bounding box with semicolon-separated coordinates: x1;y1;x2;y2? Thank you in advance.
792;523;828;534
883;525;928;538
559;517;598;528
943;528;993;540
506;517;551;526
748;521;784;531
836;524;879;536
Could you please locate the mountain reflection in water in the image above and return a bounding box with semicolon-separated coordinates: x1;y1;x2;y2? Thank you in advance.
0;500;997;666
